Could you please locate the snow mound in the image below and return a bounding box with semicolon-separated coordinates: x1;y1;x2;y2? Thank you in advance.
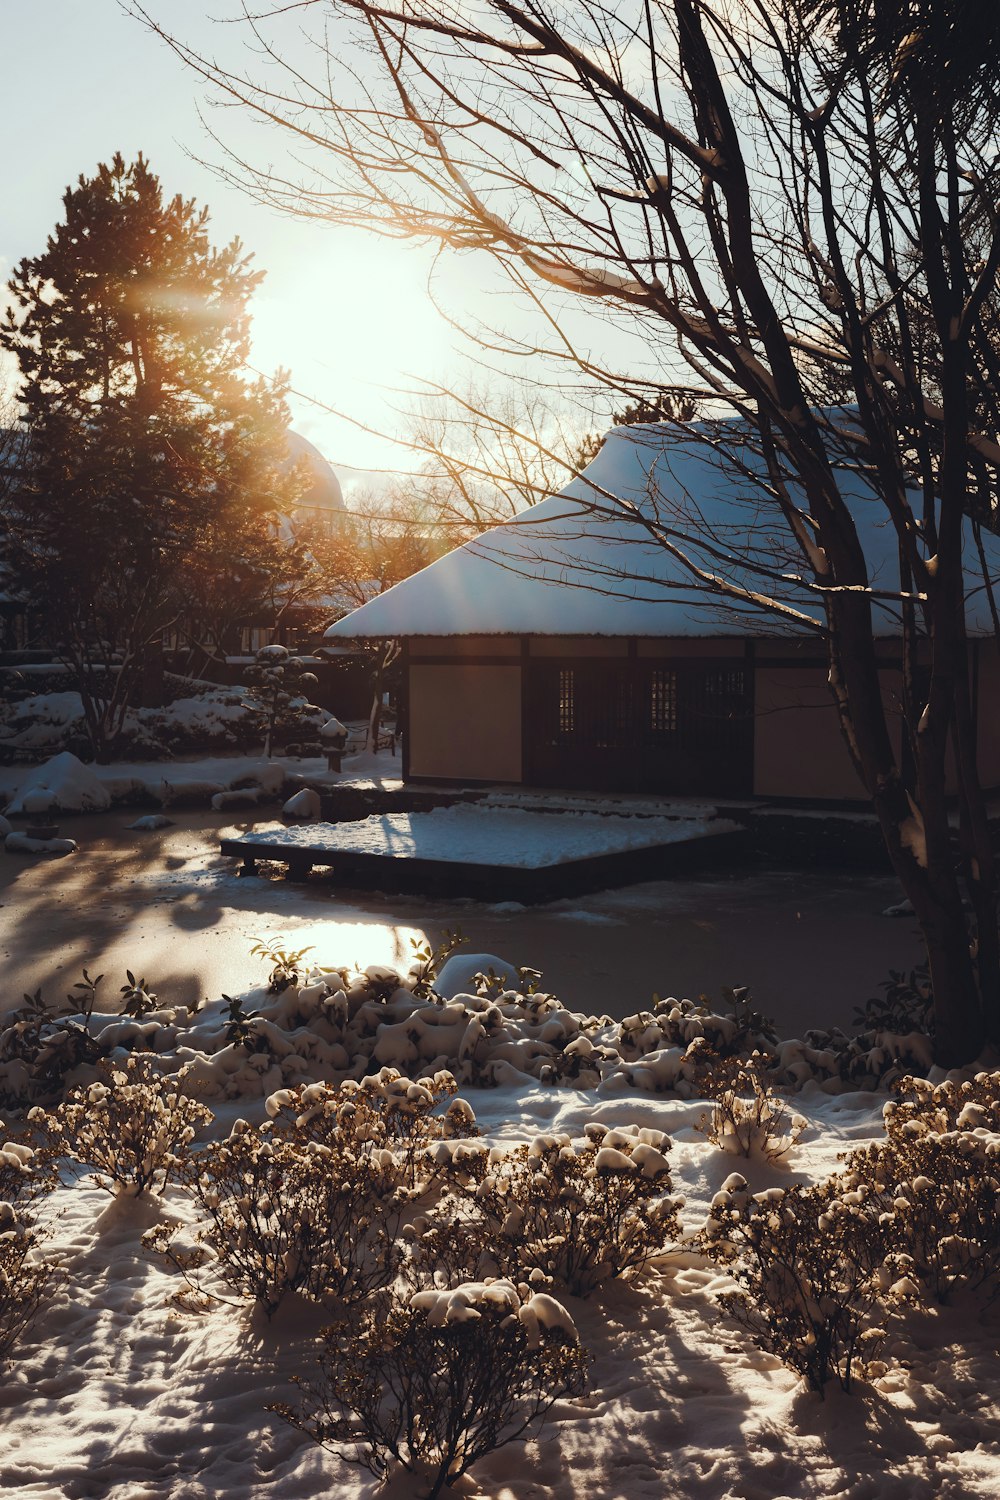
282;788;321;819
126;815;174;831
5;831;77;857
7;752;111;815
436;953;519;999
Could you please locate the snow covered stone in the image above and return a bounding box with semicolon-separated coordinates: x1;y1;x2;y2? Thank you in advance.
126;814;174;831
435;952;518;1000
5;832;77;857
282;788;321;819
7;752;111;815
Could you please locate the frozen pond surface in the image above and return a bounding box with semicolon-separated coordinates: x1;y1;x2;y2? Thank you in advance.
0;808;922;1036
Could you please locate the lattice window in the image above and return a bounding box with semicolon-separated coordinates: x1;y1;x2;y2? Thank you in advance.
558;668;575;736
650;668;678;734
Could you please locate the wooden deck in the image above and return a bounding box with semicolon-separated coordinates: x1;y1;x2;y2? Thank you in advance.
218;824;748;903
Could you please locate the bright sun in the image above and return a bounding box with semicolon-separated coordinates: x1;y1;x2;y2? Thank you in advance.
250;227;464;465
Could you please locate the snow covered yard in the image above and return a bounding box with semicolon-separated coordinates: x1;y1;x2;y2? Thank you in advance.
2;954;999;1500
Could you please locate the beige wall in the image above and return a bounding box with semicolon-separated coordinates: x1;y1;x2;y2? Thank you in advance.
754;664;904;800
528;637;629;657
635;637;739;658
409;636;520;658
408;664;522;782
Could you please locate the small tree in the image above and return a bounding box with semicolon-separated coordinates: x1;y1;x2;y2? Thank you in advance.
245;645;319;757
1;153;304;758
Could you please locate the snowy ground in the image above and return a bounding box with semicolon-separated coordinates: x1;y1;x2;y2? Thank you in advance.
0;748;986;1498
4;1057;1000;1499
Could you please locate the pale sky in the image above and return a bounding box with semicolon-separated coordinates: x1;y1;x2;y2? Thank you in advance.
0;0;507;491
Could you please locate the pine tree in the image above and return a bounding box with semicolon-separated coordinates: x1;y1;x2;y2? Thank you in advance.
1;153;303;758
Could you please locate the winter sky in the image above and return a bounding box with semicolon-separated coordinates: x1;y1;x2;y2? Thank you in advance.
0;1;501;489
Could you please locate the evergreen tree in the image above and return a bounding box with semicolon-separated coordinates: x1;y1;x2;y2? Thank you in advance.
1;153;303;758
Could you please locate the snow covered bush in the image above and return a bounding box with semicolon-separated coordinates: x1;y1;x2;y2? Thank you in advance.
172;1111;405;1316
701;1173;887;1395
31;1055;213;1196
0;984;110;1108
244;646;323;756
0;1133;59;1364
842;1071;1000;1306
450;1124;681;1297
0;1222;58;1366
266;1067;478;1195
0;1130;57;1209
696;1056;807;1162
272;1282;588;1500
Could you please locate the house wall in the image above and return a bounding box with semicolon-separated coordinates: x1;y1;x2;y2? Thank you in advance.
407;663;523;782
402;635;987;804
976;639;1000;788
753;662;905;800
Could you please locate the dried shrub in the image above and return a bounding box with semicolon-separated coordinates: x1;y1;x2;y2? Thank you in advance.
171;1114;405;1316
448;1123;681;1297
30;1055;213;1196
0;1224;57;1364
272;1283;588;1500
701;1172;887;1395
696;1055;808;1162
265;1067;478;1196
842;1070;1000;1305
0;1133;59;1363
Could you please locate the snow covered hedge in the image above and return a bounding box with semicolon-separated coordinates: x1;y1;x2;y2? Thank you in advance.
0;680;327;763
0;942;939;1113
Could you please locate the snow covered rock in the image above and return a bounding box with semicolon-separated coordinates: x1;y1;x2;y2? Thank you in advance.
7;752;111;815
211;788;265;811
5;831;77;857
230;763;286;796
282;788;321;819
0;815;11;838
435;953;519;1000
126;814;174;831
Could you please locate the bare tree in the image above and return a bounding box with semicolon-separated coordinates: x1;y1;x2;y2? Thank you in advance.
138;0;1000;1064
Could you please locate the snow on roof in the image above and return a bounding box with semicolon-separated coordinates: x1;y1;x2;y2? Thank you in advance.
325;418;1000;639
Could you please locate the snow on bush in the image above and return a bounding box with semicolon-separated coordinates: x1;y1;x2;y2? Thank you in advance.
841;1070;1000;1306
272;1283;588;1500
0;1130;59;1364
0;940;942;1116
0;681;300;763
419;1122;681;1298
162;1097;409;1315
30;1055;214;1197
696;1055;808;1162
265;1066;478;1196
701;1172;888;1395
0;988;110;1109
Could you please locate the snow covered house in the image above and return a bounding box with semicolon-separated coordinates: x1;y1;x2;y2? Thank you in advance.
323;421;1000;803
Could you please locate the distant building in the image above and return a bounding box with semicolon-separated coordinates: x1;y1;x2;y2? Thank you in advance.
323;420;1000;803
